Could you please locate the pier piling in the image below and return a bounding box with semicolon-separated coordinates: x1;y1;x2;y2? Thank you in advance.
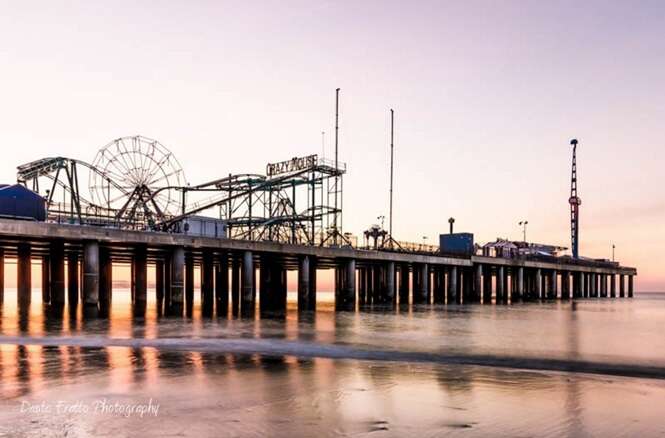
297;255;312;310
133;246;147;316
155;259;164;315
241;250;254;315
170;247;185;316
215;253;229;316
99;248;112;316
201;250;214;317
82;241;99;317
185;255;194;317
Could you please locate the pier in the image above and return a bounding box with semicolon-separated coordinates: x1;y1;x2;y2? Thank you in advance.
0;219;636;318
1;134;638;319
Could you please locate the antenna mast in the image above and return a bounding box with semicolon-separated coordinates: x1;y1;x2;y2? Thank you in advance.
389;109;394;245
569;139;582;258
334;88;340;245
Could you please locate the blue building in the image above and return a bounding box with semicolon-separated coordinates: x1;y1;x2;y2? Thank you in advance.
0;184;46;221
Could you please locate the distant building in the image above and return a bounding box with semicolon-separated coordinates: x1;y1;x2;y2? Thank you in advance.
177;215;227;238
482;238;566;258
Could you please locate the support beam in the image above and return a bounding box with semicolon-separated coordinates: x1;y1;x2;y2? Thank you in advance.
133;246;147;316
619;274;625;297
260;255;287;314
164;253;172;313
67;252;79;307
50;241;65;306
474;265;483;303
358;267;366;305
535;268;542;300
573;272;584;298
41;255;50;304
398;264;409;305
216;253;229;316
561;271;570;299
17;243;31;307
601;274;608;298
336;258;356;309
231;257;240;315
385;261;395;305
155;260;164;315
550;270;558;299
517;267;524;301
308;256;317;310
482;267;492;303
448;266;458;304
413;263;428;304
170;246;185;316
462;268;473;303
433;268;445;304
82;241;99;316
364;266;373;305
372;265;384;303
201;250;214;317
241;250;254;314
628;275;634;298
298;255;312;310
185;255;194;317
496;266;505;302
99;248;112;317
610;274;616;298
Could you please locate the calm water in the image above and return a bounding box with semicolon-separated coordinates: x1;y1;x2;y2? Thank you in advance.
1;289;664;437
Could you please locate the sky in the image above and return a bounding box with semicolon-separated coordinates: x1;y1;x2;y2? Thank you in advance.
0;0;663;291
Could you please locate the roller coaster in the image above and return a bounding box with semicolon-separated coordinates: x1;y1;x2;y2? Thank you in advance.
16;135;347;246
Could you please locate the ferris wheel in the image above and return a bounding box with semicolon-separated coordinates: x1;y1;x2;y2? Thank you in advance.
89;136;187;224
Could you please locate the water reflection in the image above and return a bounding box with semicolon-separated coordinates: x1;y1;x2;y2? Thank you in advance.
1;290;665;436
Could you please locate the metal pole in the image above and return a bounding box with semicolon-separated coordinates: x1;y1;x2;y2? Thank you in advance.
334;87;340;244
389;109;394;243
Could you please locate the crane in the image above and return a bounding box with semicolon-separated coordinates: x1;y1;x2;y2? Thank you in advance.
569;139;582;258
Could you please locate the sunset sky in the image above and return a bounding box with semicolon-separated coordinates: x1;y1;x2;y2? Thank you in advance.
0;1;663;291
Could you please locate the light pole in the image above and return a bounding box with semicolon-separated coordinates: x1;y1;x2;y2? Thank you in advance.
612;244;615;262
377;215;385;230
448;217;455;234
518;220;528;242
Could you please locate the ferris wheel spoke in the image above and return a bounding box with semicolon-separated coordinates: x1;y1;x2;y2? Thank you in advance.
120;138;140;176
154;192;173;210
142;151;168;185
101;192;129;207
99;165;128;184
152;152;173;175
115;141;137;179
147;168;182;187
143;153;164;183
107;148;132;176
136;139;149;181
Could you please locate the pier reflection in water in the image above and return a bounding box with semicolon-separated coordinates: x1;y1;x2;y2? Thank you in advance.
1;289;665;437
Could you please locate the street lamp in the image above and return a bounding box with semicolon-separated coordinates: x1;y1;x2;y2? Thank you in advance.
518;220;528;242
377;215;385;229
612;244;616;262
448;217;455;234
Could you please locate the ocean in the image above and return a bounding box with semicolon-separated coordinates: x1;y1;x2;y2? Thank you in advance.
0;289;664;437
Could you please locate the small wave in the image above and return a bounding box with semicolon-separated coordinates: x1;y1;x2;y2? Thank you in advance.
0;335;663;380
